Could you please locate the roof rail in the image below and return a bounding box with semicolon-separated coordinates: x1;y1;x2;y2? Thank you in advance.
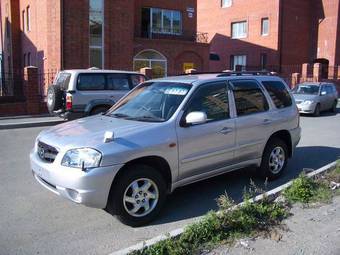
217;71;278;77
179;71;278;77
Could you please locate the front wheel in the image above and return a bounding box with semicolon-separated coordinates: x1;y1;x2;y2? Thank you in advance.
258;138;288;180
107;164;167;227
313;104;320;117
331;100;337;113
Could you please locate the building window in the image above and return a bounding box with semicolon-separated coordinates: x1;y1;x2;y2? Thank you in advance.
26;6;30;31
22;10;25;31
230;55;247;70
133;50;167;78
141;8;182;37
89;0;104;68
231;21;247;39
260;53;267;70
221;0;232;8
261;18;269;36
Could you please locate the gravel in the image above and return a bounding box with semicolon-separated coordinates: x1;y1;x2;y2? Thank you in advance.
209;196;340;255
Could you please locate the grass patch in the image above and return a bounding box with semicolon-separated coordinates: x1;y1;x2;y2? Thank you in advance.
283;164;340;204
132;193;288;255
130;164;340;255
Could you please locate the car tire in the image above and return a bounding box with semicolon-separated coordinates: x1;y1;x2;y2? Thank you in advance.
107;164;167;227
47;85;63;114
331;100;337;113
258;138;288;180
90;106;110;116
313;103;320;117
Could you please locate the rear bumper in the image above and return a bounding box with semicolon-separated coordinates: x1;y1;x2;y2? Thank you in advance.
53;110;84;120
30;150;124;208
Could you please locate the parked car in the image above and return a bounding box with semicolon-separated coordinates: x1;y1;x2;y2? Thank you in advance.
31;72;301;226
47;69;146;120
292;82;338;116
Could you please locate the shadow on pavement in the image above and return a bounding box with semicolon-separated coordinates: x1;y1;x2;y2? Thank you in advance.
152;145;340;225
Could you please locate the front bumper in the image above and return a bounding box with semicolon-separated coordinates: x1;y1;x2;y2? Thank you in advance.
30;150;123;208
296;103;316;114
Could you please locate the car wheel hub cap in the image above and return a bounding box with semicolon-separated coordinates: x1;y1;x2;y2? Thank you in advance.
47;91;53;106
269;147;285;174
123;178;159;217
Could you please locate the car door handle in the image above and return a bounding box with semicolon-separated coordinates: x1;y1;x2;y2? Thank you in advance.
263;119;272;125
219;127;233;135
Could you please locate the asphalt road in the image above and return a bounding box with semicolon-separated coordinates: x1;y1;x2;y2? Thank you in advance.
1;110;340;255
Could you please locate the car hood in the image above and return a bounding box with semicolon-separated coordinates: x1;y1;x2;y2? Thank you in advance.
293;94;319;102
38;115;154;149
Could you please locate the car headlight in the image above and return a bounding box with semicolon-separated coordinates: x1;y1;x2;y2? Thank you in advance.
61;148;102;169
302;100;313;105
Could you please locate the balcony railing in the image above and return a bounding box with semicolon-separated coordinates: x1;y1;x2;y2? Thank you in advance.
139;28;209;43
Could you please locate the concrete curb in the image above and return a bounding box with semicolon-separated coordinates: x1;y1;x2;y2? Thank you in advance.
0;119;66;130
111;161;338;255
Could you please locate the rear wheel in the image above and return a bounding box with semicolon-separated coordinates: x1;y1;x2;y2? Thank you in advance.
90;106;110;116
107;164;167;227
313;103;320;117
258;138;288;180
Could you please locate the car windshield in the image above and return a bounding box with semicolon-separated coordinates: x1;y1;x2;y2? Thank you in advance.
293;85;319;95
106;82;191;122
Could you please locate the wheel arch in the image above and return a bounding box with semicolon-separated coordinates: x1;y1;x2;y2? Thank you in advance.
266;130;293;158
111;156;172;194
84;99;114;115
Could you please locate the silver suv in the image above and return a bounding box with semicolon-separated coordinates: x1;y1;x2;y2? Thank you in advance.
47;69;146;120
31;72;301;226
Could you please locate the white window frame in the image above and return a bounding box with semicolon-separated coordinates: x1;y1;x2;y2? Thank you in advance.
133;49;168;77
150;8;182;35
232;55;247;70
221;0;232;8
231;21;247;39
26;6;30;32
261;18;269;36
89;0;104;69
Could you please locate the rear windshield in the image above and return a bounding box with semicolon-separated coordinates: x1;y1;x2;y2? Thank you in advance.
54;72;71;91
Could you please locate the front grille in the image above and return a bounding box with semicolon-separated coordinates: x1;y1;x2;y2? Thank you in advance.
37;141;58;163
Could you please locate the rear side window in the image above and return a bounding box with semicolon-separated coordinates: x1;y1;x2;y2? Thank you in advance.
262;80;292;109
107;74;130;90
54;73;71;91
231;80;269;116
77;74;105;90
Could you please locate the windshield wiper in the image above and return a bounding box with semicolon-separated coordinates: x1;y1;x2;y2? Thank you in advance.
108;113;131;119
128;116;165;122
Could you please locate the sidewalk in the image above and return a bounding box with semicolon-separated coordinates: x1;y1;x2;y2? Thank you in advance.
0;114;66;129
210;196;340;255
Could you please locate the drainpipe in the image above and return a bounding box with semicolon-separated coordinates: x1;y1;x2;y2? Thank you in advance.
60;0;64;70
278;0;283;73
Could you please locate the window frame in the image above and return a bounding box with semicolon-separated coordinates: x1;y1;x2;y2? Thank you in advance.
149;8;182;35
229;79;270;117
221;0;233;8
261;17;269;36
180;81;231;126
26;6;30;32
231;21;248;39
89;0;104;69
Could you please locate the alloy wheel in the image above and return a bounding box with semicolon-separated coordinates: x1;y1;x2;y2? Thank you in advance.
269;146;285;174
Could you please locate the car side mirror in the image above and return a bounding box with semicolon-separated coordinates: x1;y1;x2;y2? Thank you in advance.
185;111;207;126
321;91;327;96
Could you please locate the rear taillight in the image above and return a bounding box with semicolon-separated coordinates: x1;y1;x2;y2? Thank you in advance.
66;95;73;110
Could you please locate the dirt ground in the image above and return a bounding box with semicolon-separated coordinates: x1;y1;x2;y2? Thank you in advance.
209;196;340;255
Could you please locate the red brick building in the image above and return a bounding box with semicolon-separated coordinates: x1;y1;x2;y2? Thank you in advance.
198;0;340;77
0;0;209;97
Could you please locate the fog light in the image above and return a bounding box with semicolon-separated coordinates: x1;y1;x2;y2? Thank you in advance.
67;189;82;203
